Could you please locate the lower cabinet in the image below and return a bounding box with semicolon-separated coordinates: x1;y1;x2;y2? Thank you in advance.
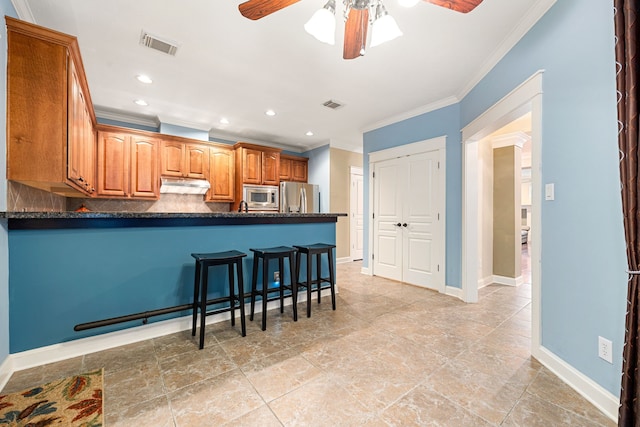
96;130;159;199
206;146;235;202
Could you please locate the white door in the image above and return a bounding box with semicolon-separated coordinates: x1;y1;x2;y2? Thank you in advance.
350;168;364;260
403;152;440;288
373;151;444;290
373;158;403;281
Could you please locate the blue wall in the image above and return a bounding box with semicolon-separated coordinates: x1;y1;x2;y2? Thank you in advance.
0;0;18;371
363;103;462;288
9;222;335;352
363;0;626;396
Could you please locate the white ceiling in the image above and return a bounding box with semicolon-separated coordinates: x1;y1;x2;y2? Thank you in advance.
13;0;554;153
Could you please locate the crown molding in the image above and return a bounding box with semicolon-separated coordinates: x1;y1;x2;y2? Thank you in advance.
10;0;35;22
94;106;160;128
457;0;557;100
207;129;305;153
361;96;459;134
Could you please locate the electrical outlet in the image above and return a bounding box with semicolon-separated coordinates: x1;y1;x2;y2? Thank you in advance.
274;271;280;283
598;336;613;364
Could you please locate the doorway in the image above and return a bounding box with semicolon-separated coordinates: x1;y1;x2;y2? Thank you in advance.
461;71;542;355
369;137;446;292
350;166;364;261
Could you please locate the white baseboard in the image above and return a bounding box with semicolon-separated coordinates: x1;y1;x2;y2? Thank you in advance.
478;276;494;288
533;346;618;423
336;257;352;264
492;274;521;286
361;267;371;275
0;354;13;392
445;285;464;300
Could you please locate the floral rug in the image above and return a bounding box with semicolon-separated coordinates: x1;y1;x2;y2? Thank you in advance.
0;369;103;426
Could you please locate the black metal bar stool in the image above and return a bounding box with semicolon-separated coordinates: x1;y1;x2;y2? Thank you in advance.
294;243;337;318
191;250;247;349
249;246;298;330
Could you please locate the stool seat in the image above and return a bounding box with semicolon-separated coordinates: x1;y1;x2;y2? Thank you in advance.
294;243;336;317
192;250;246;263
249;246;298;330
191;250;247;349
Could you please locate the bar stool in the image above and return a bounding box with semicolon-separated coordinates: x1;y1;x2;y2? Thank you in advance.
191;250;247;349
294;243;336;318
249;246;298;330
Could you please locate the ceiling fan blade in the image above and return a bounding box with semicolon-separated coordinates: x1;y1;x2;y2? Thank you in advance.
425;0;483;13
343;7;369;60
238;0;301;20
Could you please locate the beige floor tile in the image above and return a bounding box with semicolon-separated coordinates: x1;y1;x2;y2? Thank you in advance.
169;369;264;426
105;395;175;427
105;359;165;413
158;343;237;392
503;391;614;427
221;405;282;427
381;384;493;426
83;340;157;373
244;354;322;402
269;376;377;426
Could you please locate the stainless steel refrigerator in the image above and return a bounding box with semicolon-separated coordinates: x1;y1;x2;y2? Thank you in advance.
280;182;320;213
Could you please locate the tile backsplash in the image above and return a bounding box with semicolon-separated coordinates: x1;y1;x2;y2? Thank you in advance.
8;181;230;213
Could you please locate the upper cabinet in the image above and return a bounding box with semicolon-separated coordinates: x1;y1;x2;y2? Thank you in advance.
235;143;281;186
279;154;308;183
160;141;209;179
206;146;235;202
6;17;97;197
96;127;159;199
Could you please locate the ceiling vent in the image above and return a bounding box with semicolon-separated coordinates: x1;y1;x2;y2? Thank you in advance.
139;31;179;56
322;99;344;110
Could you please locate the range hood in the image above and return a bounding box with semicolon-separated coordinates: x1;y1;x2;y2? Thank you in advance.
160;177;210;195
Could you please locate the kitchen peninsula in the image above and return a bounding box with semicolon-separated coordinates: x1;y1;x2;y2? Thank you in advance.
1;211;344;353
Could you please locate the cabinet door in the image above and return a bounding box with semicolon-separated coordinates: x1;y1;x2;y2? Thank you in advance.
279;157;292;181
291;159;308;182
130;136;159;199
185;143;209;179
208;147;235;202
96;131;129;197
68;59;95;195
262;151;280;185
243;148;262;184
160;141;184;177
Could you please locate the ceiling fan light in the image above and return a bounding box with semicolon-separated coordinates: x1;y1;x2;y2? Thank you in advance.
370;12;403;47
304;1;336;45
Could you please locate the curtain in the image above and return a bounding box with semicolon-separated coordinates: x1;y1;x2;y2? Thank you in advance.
616;1;640;425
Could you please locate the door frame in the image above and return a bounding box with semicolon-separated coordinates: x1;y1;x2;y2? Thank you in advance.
461;71;543;354
368;136;446;292
350;166;364;261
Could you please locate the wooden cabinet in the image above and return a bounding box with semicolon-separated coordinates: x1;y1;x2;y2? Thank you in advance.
236;144;281;185
160;141;209;179
6;17;96;197
279;154;308;183
96;128;159;199
206;147;235;202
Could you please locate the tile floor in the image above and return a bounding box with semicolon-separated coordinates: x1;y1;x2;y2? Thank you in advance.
1;258;615;426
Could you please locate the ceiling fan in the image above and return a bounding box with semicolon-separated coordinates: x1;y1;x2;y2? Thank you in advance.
238;0;483;60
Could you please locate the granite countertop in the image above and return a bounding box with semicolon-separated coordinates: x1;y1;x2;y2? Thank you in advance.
0;211;346;219
0;211;347;229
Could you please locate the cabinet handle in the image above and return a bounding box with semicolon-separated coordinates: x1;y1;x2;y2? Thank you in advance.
78;176;84;182
402;223;408;227
396;223;402;227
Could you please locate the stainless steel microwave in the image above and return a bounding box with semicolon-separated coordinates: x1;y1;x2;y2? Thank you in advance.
243;185;279;211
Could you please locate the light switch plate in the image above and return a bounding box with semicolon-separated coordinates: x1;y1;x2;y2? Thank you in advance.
545;183;555;201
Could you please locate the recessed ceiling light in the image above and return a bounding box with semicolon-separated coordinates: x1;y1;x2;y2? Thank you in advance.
220;118;229;124
265;109;276;116
306;131;314;136
136;74;153;84
134;99;148;106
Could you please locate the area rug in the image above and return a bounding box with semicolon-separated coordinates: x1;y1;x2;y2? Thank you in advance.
0;368;103;426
